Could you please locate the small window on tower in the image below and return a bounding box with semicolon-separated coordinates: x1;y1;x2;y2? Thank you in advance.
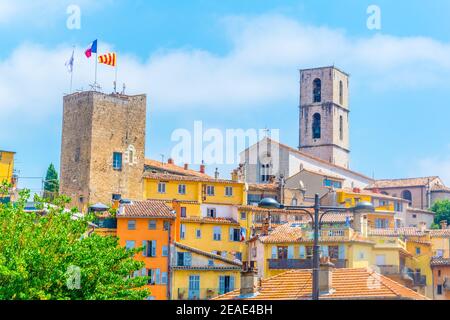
339;115;343;140
339;80;344;105
313;78;321;103
312;113;321;139
113;152;123;170
127;145;136;165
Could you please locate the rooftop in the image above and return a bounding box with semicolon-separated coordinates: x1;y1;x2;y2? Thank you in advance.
144;158;211;178
214;268;428;300
143;172;241;185
431;257;450;267
117;200;175;218
367;176;440;189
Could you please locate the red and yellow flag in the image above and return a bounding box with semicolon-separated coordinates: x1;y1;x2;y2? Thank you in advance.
98;52;116;67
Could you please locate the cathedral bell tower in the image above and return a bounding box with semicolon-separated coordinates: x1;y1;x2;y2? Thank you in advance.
298;66;350;169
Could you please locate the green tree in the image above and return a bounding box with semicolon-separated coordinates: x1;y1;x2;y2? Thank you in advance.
431;199;450;228
43;163;59;200
0;183;149;300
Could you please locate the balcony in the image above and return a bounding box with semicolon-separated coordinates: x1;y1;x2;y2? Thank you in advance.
176;288;229;300
377;265;427;287
301;227;354;242
268;258;347;270
371;236;407;250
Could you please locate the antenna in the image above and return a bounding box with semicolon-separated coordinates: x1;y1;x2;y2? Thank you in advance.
122;83;126;95
160;154;165;164
113;81;117;94
89;83;101;92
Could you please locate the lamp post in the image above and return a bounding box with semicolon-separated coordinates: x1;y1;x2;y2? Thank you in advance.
258;193;374;300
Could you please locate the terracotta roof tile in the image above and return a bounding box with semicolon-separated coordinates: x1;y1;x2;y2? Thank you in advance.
213;268;428;300
144;159;211;178
118;200;175;218
367;177;440;189
368;227;426;237
143;172;242;185
430;257;450;267
429;229;450;238
431;184;450;192
247;183;279;192
406;207;435;215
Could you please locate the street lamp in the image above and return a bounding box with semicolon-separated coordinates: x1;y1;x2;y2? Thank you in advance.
258;193;374;300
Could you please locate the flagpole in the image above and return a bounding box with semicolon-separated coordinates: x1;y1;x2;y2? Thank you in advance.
95;51;98;87
114;62;118;94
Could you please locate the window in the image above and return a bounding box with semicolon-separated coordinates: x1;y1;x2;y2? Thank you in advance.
235;252;242;261
208;259;214;267
375;218;389;229
112;194;121;201
437;285;443;295
180;224;186;240
163;221;170;231
277;246;288;260
291;198;298;206
339;80;344;105
395;201;403;212
271;214;281;224
401;190;412;205
219;276;235;295
158;182;166;194
113;152;123;170
207;208;216;218
196;229;202;239
339;115;343;140
74;147;80;162
323;179;342;189
148;269;161;285
240;212;247;220
128;220;136;230
181;207;187;218
142;240;157;257
313;78;321;103
260;163;271;183
125;240;135;250
436;249;444;258
161;272;168;285
412;214;417;219
148;220;157;230
225;186;233;197
213;226;222;241
126;145;136;165
329;246;340;260
229;228;241;242
312;113;321;139
177;252;192;267
438;270;442;277
178;184;186;195
206;185;215;196
162;245;169;257
415;247;421;255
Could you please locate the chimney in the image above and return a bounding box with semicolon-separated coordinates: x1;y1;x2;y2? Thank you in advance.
240;262;259;297
214;168;219;179
184;163;189;170
261;215;270;236
353;188;361;193
168;158;174;165
440;220;448;230
200;163;206;174
231;170;239;182
419;221;427;233
372;188;380;194
353;212;368;237
319;257;335;295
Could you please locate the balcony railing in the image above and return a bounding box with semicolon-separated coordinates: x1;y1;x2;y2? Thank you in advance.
268;258;347;270
176;288;230;300
376;265;427;287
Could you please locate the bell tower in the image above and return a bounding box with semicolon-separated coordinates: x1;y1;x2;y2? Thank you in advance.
298;66;350;169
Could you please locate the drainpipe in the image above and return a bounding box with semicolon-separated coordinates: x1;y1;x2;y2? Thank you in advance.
167;221;172;300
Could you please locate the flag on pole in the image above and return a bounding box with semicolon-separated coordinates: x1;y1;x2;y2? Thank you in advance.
85;40;98;58
98;52;117;67
65;49;74;73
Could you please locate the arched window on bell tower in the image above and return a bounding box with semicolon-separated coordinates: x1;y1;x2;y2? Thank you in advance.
313;78;321;103
312;113;321;139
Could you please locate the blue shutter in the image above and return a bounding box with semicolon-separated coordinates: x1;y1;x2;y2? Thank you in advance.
219;276;225;295
338;245;346;259
229;227;234;241
322;245;329;257
149;269;154;284
288;246;294;259
142;241;147;257
155;269;161;284
299;245;306;259
271;246;277;259
230;276;235;291
151;240;157;257
184;252;192;266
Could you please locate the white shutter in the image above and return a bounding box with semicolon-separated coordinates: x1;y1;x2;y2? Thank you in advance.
271;246;277;259
288;246;294;259
299;245;306;259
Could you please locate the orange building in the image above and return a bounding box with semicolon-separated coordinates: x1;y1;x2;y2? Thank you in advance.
431;258;450;300
117;200;175;300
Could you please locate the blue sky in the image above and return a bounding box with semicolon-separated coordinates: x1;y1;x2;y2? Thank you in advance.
1;0;450;194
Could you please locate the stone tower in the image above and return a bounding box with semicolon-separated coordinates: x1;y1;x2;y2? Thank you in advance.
60;91;146;212
299;66;350;169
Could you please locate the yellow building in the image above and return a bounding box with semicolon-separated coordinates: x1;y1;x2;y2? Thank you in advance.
0;150;16;203
142;168;247;299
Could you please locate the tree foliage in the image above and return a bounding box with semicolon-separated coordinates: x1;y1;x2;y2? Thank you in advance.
431;199;450;228
0;183;149;300
43;163;59;200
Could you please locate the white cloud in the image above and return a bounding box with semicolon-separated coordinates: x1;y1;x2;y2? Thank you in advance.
2;14;450;117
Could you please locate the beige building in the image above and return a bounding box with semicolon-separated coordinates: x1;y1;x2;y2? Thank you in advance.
367;176;450;210
60;91;146;212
